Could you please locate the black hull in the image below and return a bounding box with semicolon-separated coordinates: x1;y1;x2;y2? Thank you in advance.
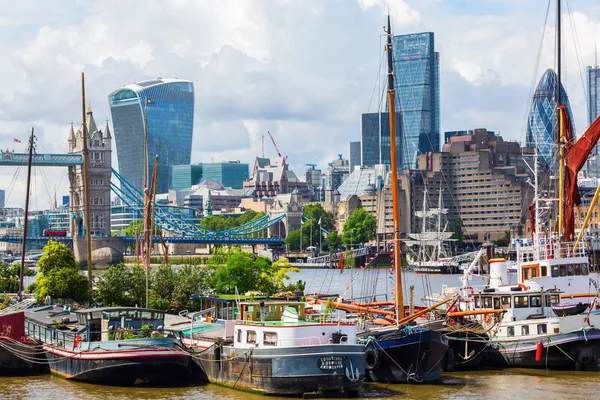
484;330;600;370
0;341;49;376
45;350;192;385
192;343;364;396
446;331;488;371
363;328;449;383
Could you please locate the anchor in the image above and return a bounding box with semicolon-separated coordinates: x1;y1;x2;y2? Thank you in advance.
345;360;360;382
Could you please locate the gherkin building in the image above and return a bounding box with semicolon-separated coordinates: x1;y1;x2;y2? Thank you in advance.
525;69;574;172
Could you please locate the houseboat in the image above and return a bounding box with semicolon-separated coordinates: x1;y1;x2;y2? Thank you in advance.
181;300;364;396
25;306;192;385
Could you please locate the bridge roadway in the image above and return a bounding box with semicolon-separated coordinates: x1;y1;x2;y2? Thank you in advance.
0;235;284;246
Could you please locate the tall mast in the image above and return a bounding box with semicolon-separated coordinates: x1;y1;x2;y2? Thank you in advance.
557;0;565;239
437;183;443;260
385;15;405;321
81;72;93;283
17;129;35;301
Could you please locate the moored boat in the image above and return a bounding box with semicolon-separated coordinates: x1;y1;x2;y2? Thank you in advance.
25;306;192;385
0;308;48;375
181;300;364;396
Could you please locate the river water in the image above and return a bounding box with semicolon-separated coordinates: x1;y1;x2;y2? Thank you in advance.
2;369;599;400
3;269;598;399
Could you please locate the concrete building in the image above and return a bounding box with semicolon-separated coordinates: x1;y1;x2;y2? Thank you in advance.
108;78;195;193
410;129;532;242
326;154;350;191
68;105;112;237
391;32;440;167
243;157;310;201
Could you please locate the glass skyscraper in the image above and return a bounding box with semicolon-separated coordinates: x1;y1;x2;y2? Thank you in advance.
360;112;402;168
108;78;195;194
587;66;600;178
525;69;574;171
391;32;440;169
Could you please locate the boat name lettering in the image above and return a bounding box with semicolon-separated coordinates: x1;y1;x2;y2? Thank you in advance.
318;356;343;370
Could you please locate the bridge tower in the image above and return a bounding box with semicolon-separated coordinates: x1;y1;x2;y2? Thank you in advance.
68;105;112;237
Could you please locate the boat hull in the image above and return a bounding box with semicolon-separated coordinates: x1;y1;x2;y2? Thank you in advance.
363;328;449;383
0;338;49;375
191;343;365;396
484;329;600;370
445;331;488;371
43;338;192;385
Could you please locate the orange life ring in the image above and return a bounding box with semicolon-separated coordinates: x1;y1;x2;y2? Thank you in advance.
518;283;527;291
465;286;474;297
483;313;491;323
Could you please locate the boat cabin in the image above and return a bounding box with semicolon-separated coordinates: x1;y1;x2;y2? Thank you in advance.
471;289;560;322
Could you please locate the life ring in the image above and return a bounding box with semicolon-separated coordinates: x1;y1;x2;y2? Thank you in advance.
518;284;527;291
365;347;380;370
465;286;474;298
483;313;491;324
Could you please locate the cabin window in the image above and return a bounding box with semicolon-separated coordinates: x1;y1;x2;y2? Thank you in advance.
474;296;481;308
523;268;530;280
247;330;257;344
530;296;542;307
531;268;537;278
263;332;278;346
551;266;559;278
537;324;547;334
541;266;548;276
559;266;567;277
493;297;501;310
514;296;529;308
507;327;514;337
581;264;590;276
501;296;511;309
567;265;575;276
237;329;242;343
551;294;560;304
521;325;529;336
483;297;492;308
574;264;581;276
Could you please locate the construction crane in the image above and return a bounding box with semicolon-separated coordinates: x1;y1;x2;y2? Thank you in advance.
267;131;288;163
305;163;317;170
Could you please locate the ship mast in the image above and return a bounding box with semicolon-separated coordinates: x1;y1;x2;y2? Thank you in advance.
557;0;565;239
385;15;405;321
16;129;35;301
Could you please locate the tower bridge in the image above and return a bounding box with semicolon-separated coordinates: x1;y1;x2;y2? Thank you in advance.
0;107;287;264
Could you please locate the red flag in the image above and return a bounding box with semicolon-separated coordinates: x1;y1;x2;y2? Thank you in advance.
14;138;21;143
338;253;344;274
146;98;154;105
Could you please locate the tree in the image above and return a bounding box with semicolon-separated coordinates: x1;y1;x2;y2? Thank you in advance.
34;241;91;304
95;263;131;306
214;252;261;294
326;231;341;250
301;204;335;250
152;264;176;299
448;219;466;249
492;231;511;247
284;229;302;251
172;265;210;312
0;263;34;293
342;208;376;245
259;258;299;295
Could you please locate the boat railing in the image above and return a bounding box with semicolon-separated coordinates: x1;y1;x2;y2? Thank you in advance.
516;241;587;263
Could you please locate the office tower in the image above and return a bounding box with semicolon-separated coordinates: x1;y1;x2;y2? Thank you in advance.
349;141;361;172
391;32;440;168
108;78;195;194
360;112;402;168
587;65;600;177
0;189;4;208
525;69;574;171
171;162;249;190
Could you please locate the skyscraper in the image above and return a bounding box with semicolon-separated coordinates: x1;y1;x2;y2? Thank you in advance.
391;32;440;169
525;69;574;171
108;78;195;194
360;112;402;168
349;141;361;172
587;65;600;177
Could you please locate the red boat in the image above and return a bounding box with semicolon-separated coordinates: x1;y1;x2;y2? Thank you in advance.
0;310;48;375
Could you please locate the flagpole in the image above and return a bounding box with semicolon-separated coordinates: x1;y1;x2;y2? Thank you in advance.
319;218;322;255
300;216;303;252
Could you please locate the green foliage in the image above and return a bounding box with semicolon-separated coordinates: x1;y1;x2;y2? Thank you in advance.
0;263;35;293
262;258;299;293
492;231;511;247
95;263;146;307
125;219;160;237
34;241;90;304
448;219;466;247
326;231;341;250
342;208;376;245
171;265;213;312
152;264;176;299
301;204;335;250
45;268;91;303
200;210;266;232
284;229;302;251
37;240;76;275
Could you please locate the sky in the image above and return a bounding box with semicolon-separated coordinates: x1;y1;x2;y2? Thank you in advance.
0;0;599;210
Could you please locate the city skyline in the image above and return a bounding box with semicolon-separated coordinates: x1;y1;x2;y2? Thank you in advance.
0;1;599;208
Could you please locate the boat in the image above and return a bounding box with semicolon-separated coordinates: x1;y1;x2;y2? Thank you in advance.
352;16;449;384
24;306;192;385
0;130;49;376
181;300;364;396
406;187;459;275
444;258;600;370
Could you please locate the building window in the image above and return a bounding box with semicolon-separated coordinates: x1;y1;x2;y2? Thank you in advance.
263;332;277;346
537;324;547;334
246;330;256;344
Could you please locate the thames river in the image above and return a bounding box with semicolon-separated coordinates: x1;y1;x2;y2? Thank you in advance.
2;370;599;399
